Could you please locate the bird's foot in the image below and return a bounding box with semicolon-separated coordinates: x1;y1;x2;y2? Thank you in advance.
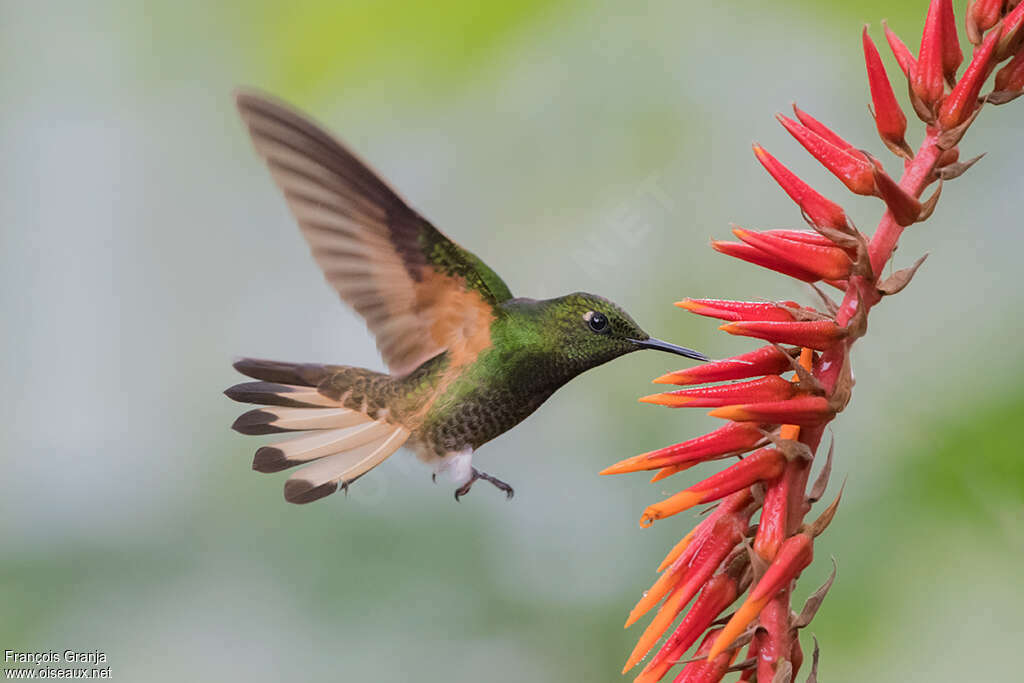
454;468;515;501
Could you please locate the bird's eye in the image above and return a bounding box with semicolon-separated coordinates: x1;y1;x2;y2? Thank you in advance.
586;311;610;334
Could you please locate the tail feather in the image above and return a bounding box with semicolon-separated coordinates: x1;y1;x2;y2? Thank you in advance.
232;358;338;386
252;420;395;472
232;406;370;435
283;426;410;504
226;358;410;503
225;381;338;408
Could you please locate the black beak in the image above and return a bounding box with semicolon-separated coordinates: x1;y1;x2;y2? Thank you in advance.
629;337;710;362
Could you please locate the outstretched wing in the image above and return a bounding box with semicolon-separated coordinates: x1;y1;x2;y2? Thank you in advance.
236;90;513;375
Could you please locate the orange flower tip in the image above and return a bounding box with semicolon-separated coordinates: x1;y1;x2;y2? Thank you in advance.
658;534;694;572
675;299;699;311
639;392;691;407
623;614;637;630
650;465;687;483
599;453;651;475
706;597;768;661
707;405;754;422
652;371;684;385
641;491;704;527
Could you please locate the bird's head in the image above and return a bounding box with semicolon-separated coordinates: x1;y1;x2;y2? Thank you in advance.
536;292;708;371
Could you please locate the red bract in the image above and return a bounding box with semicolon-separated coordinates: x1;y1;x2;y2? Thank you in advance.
873;166;923;226
939;27;1002;128
863;27;912;157
791;104;859;153
968;0;1003;45
708;396;834;426
884;21;917;78
676;298;800;323
601;422;765;475
938;0;963;84
652;344;796;385
710;239;822;282
635;568;744;683
733;228;854;281
719;319;846;350
776;114;878;195
671;629;733;683
639;448;786;527
605;2;1024;681
751;145;849;231
641;375;799;409
914;0;948;110
994;45;1024;96
998;2;1024;60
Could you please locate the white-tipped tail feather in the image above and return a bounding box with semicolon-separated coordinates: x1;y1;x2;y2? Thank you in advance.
233;406;371;435
226;358;410;504
283;426;410;504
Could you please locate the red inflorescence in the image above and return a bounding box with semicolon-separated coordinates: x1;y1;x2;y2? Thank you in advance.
602;1;1022;680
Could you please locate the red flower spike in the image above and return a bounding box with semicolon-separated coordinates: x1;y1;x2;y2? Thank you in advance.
654;345;796;385
641;375;798;409
711;240;823;282
884;21;918;78
914;0;948;111
995;45;1024;94
751;145;851;231
791;104;860;154
657;490;754;572
776;114;878;196
636;573;740;682
708;396;835;427
614;1;1024;676
937;0;962;84
733;227;854;281
968;0;1003;45
939;27;1001;129
872;166;923;226
719;319;846;350
625;515;748;661
706;533;815;661
674;629;733;683
640;448;785;527
676;298;799;323
863;27;912;156
600;422;765;475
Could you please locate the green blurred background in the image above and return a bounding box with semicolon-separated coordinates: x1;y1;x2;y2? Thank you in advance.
2;0;1022;680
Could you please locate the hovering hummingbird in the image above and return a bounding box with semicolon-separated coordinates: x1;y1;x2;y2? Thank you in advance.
226;91;708;505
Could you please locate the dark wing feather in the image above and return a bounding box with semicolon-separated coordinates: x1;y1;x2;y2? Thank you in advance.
235;90;512;374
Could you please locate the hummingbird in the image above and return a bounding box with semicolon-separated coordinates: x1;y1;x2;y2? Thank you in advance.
225;91;708;505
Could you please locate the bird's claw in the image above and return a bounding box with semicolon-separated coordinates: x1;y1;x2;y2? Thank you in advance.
454;468;515;502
